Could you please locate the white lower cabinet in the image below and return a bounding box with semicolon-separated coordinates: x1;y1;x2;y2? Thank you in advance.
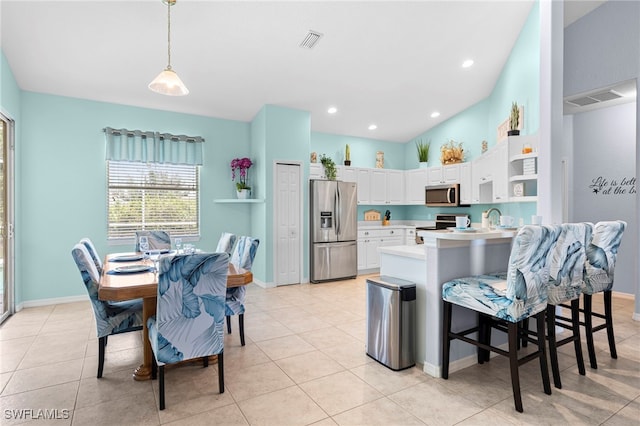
358;228;406;271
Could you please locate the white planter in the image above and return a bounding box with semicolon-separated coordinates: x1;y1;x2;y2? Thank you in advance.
236;189;250;199
419;162;429;169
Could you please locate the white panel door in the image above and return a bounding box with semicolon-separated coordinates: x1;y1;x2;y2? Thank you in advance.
275;163;301;285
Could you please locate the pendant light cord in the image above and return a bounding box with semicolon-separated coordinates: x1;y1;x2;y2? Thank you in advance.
166;0;172;70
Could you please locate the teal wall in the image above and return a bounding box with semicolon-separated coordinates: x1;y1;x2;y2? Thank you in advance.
311;132;406;170
251;105;310;283
18;92;251;303
403;1;540;224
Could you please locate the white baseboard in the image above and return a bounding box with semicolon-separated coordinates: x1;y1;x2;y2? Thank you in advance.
17;295;88;311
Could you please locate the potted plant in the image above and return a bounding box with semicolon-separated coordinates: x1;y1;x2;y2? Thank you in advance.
508;102;520;136
416;139;430;168
230;157;253;199
344;144;351;166
320;154;337;180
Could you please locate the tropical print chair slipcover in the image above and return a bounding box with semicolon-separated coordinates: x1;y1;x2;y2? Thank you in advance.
545;223;587;388
582;220;626;369
80;237;103;275
216;232;237;255
147;252;229;410
226;236;260;346
135;230;171;252
71;243;143;378
441;225;560;413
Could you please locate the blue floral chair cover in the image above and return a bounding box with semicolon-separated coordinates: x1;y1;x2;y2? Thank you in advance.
441;225;560;413
147;252;229;410
545;223;588;388
80;237;103;275
71;243;143;378
226;236;260;346
582;220;626;369
216;232;236;255
135;230;171;252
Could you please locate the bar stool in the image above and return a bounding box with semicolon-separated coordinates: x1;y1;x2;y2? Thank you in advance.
441;225;561;413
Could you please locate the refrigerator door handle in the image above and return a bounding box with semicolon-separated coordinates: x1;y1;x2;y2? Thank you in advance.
335;186;341;236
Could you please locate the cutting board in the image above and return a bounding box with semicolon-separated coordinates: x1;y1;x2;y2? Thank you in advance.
364;209;381;221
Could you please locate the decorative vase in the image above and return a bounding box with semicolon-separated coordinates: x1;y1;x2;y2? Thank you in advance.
507;130;520;136
419;162;428;169
236;189;250;199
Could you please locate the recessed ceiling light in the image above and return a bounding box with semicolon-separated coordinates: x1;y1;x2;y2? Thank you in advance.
462;59;474;68
368;124;377;130
327;107;337;114
430;111;440;118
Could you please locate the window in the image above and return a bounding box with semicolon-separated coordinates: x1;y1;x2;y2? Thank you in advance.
107;160;199;240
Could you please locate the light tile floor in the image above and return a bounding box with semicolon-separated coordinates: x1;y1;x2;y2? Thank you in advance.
0;274;638;425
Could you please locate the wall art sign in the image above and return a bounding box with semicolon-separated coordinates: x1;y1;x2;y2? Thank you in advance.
588;176;636;195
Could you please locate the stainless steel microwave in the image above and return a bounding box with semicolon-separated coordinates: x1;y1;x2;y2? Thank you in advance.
425;184;460;207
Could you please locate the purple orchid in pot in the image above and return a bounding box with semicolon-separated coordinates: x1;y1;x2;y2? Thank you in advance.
231;157;253;199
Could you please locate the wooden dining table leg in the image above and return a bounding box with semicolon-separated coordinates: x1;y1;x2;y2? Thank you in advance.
134;296;157;381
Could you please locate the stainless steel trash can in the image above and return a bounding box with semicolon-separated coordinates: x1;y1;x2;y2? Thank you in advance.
366;275;416;370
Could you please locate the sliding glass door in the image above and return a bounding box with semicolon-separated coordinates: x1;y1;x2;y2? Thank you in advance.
0;114;14;324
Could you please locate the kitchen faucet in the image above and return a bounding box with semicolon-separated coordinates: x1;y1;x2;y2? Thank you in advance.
482;208;502;229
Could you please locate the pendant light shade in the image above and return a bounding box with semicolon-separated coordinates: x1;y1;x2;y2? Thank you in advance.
149;0;189;96
149;68;189;96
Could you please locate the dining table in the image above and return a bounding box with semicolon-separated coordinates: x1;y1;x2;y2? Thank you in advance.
98;252;253;381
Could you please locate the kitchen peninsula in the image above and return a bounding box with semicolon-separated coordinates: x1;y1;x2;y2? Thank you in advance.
378;228;518;377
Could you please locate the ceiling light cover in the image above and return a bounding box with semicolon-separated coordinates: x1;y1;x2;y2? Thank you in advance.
368;124;377;130
430;112;440;118
149;0;189;96
327;107;337;114
462;59;474;68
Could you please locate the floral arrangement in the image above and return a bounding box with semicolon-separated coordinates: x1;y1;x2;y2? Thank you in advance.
231;157;253;191
440;140;464;164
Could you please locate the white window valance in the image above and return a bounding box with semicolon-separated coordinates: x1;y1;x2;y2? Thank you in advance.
104;127;204;165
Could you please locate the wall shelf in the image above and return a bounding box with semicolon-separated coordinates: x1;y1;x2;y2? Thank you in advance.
213;199;265;204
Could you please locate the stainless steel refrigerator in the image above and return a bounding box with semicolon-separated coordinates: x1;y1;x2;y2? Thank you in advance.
310;180;357;283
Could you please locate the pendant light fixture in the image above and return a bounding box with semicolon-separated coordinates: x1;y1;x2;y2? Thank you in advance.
148;0;189;96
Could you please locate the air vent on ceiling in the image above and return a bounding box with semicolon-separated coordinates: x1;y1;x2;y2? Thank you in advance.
299;30;323;49
566;90;623;107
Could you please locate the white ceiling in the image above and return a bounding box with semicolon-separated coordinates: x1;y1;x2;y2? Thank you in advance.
0;1;604;143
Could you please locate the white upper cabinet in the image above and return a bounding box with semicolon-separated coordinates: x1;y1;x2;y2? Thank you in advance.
427;164;460;186
404;169;428;205
357;168;371;204
386;170;404;204
369;169;387;204
492;142;509;203
459;162;472;205
309;163;325;180
337;165;358;183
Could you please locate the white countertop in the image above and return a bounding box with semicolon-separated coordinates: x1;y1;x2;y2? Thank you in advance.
417;228;518;241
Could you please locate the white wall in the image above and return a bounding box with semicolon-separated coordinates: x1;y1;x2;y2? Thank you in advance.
568;102;636;296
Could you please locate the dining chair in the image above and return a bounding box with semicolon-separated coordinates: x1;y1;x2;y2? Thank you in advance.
544;222;587;389
71;243;143;378
147;252;229;410
80;237;103;275
216;232;236;255
582;220;626;369
441;225;560;413
135;230;171;251
226;236;260;346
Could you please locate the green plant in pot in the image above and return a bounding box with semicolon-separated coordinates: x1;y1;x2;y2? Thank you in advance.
320;154;337;180
416;139;430;168
508;102;520;136
344;144;351;166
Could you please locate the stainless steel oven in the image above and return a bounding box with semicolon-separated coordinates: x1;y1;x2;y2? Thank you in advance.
415;213;469;244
